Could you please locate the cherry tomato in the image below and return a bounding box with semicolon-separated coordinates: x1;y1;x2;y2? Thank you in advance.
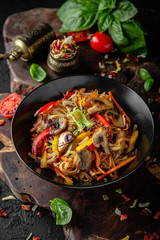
0;93;22;118
67;29;91;42
90;31;113;53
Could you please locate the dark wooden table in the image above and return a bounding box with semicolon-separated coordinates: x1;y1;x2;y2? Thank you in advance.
0;5;160;240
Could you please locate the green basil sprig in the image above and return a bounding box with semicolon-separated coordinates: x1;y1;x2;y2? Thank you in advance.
140;68;154;92
50;198;72;225
30;63;47;82
57;0;147;55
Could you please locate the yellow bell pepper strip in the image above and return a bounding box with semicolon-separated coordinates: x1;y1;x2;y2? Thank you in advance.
72;131;91;148
108;91;131;123
40;150;47;168
52;135;60;156
92;113;110;127
97;155;136;181
126;130;139;153
76;137;95;152
32;128;50;156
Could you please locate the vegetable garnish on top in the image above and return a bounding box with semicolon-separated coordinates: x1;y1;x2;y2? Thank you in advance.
50;36;79;60
29;88;138;185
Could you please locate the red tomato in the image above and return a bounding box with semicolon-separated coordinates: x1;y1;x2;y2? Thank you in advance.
90;31;113;53
0;93;22;118
67;29;91;42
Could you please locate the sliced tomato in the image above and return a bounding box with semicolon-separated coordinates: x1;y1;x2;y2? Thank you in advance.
0;93;22;118
67;29;91;42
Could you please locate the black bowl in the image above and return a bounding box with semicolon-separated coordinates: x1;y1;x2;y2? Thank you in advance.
11;75;154;189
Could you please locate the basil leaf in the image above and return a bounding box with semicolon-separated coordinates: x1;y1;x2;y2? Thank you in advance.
98;0;116;12
60;6;98;32
140;68;152;81
119;21;147;55
50;198;72;225
98;10;113;33
30;63;47;82
144;79;154;92
108;19;129;46
57;0;81;22
112;0;138;22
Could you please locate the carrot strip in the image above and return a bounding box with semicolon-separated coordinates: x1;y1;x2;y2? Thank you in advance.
108;91;131;123
97;155;136;181
93;149;106;174
123;122;130;131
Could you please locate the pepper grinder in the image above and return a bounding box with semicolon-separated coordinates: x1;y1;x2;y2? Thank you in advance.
0;22;55;61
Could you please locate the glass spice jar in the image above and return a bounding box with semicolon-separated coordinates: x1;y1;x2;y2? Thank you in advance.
47;36;80;74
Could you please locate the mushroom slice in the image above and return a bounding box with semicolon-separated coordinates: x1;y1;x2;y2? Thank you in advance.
50;117;67;135
58;131;75;153
87;97;114;114
62;100;75;107
111;114;125;128
77;146;93;171
92;127;110;154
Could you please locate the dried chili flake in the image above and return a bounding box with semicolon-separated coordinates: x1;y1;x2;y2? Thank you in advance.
0;208;7;217
121;235;130;240
108;71;116;77
155;97;160;103
153;211;160;220
0;119;5;126
130;199;137;208
139;209;149;216
32;237;40;240
144;232;152;240
21;204;31;211
120;213;128;221
153;232;159;240
115;188;122;194
37;211;42;218
135;57;139;62
121;194;130;202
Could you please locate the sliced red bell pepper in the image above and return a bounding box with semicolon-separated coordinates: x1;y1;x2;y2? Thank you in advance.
88;143;95;151
32;128;50;156
92;113;110;127
34;101;56;117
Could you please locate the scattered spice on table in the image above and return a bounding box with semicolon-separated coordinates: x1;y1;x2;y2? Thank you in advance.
121;235;130;240
0;208;7;217
115;188;122;194
21;204;31;211
155;97;160;103
26;232;32;240
121;194;131;202
2;195;16;201
120;213;128;221
37;211;42;218
153;211;160;220
32;237;40;240
0;119;5;125
139;209;150;216
138;202;151;208
102;194;109;201
148;98;154;104
130;199;137;208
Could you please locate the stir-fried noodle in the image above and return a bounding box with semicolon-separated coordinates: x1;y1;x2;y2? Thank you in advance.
29;88;138;185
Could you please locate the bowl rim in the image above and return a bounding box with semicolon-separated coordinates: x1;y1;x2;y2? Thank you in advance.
11;74;155;189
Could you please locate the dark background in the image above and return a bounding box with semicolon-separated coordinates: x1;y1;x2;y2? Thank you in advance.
0;1;160;240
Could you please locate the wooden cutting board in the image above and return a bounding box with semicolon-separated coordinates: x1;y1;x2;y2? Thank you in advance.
0;99;160;239
1;7;160;240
